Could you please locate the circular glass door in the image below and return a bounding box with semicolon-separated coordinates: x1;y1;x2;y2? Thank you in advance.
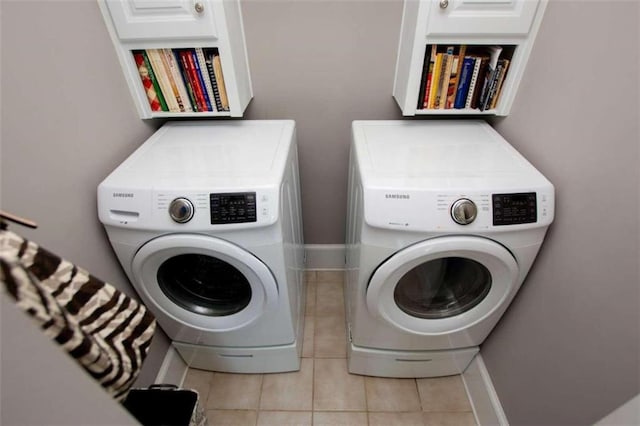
131;234;279;331
394;257;492;319
366;236;519;335
157;253;253;316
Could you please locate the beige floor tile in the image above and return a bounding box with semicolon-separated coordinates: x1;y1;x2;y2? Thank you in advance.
312;411;368;426
182;367;214;404
305;270;317;283
260;358;313;411
316;270;344;284
207;409;257;426
302;315;315;358
257;411;312;426
422;411;477;426
365;377;422;412
369;412;425;426
207;372;263;410
305;280;316;316
314;314;347;358
313;358;366;411
316;281;345;317
416;376;473;412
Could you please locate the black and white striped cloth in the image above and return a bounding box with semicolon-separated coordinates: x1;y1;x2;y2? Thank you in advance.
0;228;156;401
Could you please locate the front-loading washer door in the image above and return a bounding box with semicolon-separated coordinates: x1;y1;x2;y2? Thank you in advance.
131;234;279;332
366;236;519;335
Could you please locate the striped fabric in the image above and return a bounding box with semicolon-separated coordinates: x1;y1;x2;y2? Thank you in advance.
0;228;156;400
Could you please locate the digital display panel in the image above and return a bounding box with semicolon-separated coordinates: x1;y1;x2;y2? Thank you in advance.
492;192;537;226
210;192;257;224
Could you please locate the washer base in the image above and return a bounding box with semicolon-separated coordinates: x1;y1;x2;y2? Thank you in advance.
173;340;301;374
347;343;478;378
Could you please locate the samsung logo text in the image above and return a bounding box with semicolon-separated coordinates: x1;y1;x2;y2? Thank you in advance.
113;193;134;198
385;194;410;199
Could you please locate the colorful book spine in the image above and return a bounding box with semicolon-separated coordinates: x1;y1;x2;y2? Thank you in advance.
196;48;217;112
146;49;180;112
427;52;443;109
447;45;466;109
422;45;437;109
159;48;186;112
190;49;213;112
454;56;475;109
133;51;163;112
437;46;454;109
174;49;199;112
182;49;207;111
465;56;483;109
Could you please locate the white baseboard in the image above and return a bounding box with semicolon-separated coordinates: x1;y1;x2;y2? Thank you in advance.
154;345;189;387
462;354;509;426
304;244;345;270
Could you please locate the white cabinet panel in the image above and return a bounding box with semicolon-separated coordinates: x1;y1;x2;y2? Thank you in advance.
106;0;218;40
426;0;540;36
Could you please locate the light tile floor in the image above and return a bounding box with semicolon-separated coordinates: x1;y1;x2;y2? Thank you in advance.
183;271;477;426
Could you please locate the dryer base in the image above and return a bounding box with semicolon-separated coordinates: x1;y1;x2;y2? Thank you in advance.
347;343;478;378
174;340;301;374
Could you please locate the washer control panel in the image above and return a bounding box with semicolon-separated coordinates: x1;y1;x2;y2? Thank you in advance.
210;192;257;224
451;198;477;225
492;192;537;226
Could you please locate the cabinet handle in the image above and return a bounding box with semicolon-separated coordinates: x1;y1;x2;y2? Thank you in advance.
194;2;205;14
439;0;449;9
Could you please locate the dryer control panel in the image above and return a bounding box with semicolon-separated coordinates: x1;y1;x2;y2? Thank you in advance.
210;192;257;224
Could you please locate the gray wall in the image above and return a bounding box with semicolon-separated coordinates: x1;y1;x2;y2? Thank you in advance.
483;1;640;424
1;1;638;425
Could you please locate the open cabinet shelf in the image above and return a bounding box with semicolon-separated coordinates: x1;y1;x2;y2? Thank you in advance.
393;0;548;117
98;0;252;119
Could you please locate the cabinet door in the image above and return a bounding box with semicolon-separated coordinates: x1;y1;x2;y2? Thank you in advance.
426;0;540;36
105;0;218;40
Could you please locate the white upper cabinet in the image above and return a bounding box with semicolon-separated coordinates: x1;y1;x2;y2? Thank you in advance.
393;0;547;116
99;0;253;119
106;0;219;40
425;0;540;36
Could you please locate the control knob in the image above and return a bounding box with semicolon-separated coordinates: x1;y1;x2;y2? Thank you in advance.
451;198;477;225
169;197;194;223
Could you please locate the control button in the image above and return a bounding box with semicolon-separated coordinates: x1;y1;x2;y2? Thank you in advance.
169;197;194;223
451;198;477;225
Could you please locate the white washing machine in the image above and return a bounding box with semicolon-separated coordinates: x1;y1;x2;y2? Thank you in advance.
345;120;554;378
97;120;305;373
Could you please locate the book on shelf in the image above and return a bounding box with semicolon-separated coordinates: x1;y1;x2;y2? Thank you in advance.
468;54;490;110
446;45;466;109
161;48;191;112
464;56;482;109
212;51;230;111
203;48;224;112
454;56;475;109
417;45;433;109
181;49;208;111
132;47;234;114
437;46;455;109
195;48;217;112
174;50;199;112
146;48;180;112
427;52;444;109
489;59;510;109
132;50;166;112
478;46;503;111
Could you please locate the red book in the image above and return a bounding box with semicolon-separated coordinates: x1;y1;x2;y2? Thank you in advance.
180;50;209;112
133;51;162;111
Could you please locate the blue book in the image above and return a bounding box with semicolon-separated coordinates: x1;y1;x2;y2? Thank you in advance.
454;56;475;109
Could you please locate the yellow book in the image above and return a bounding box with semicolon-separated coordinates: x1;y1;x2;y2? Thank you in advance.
427;53;443;109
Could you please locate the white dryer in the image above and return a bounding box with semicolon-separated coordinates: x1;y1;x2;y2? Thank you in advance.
98;120;305;373
346;120;554;378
